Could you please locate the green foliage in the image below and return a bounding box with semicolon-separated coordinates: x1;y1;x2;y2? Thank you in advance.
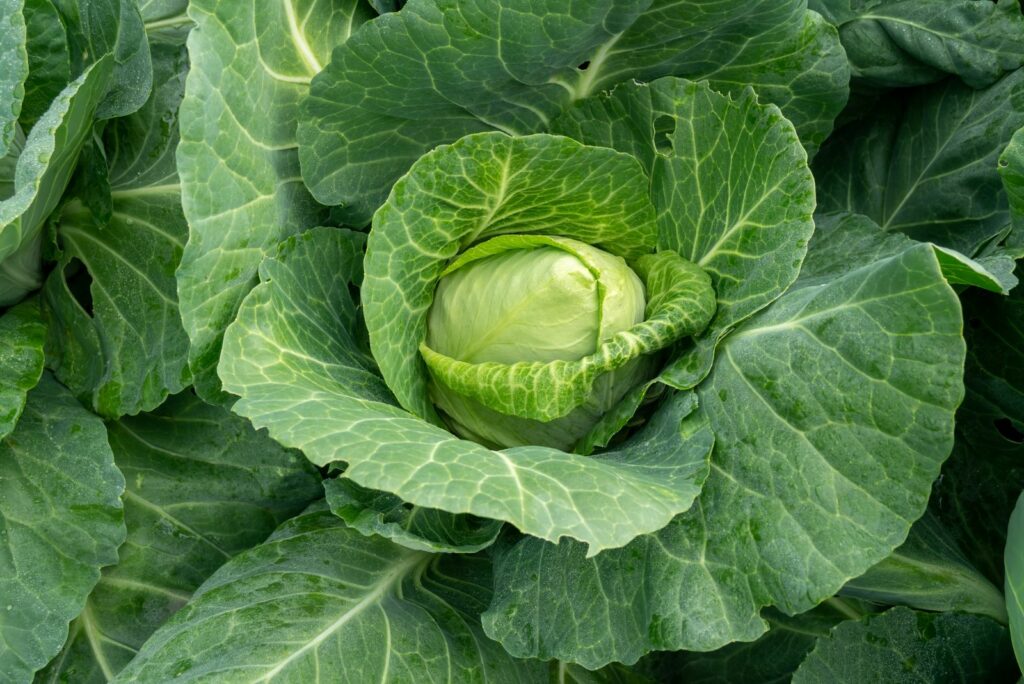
2;2;1023;681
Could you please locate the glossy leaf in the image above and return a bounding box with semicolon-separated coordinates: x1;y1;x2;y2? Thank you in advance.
933;271;1024;584
19;0;71;131
324;479;503;554
803;212;1018;294
1002;126;1024;240
1007;491;1024;673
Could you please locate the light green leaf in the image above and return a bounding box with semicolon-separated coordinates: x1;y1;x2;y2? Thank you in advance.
792;607;1016;683
0;298;45;440
0;0;27;157
175;0;374;403
20;0;71;130
810;0;1024;88
366;132;657;424
0;374;126;683
36;392;322;684
815;68;1024;255
484;244;964;667
299;0;845;224
112;507;545;683
43;40;191;418
933;246;1018;295
0;56;113;307
1007;491;1024;672
220;226;713;554
804;212;1018;294
553;78;816;390
420;243;714;424
842;510;1007;623
324;479;503;554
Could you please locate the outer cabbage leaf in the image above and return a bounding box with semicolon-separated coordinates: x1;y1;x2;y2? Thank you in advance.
804;212;1017;294
841;510;1007;623
57;0;153;120
933;268;1024;585
0;374;126;682
792;607;1016;683
0;298;44;440
809;0;1024;89
112;507;545;683
19;0;71;131
36;392;322;684
557;663;654;684
551;78;816;389
220;227;714;554
1002;126;1024;242
640;599;867;684
299;0;847;224
0;0;27;157
324;479;503;554
43;40;191;418
175;0;375;402
0;56;112;307
815;68;1024;255
483;243;964;667
686;10;849;159
1008;491;1024;672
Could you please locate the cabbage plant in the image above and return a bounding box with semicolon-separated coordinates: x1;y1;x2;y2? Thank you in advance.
3;0;1024;682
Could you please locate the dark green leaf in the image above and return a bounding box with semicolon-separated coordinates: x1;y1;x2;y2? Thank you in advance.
0;297;44;439
792;607;1016;683
0;374;126;682
484;244;964;667
815;69;1024;255
43;40;191;418
112;508;544;682
36;392;322;683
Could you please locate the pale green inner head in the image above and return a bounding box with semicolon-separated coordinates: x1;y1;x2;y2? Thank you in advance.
424;236;649;450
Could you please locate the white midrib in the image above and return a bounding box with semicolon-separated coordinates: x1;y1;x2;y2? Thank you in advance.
284;0;323;75
81;603;117;681
572;33;623;101
253;552;427;682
